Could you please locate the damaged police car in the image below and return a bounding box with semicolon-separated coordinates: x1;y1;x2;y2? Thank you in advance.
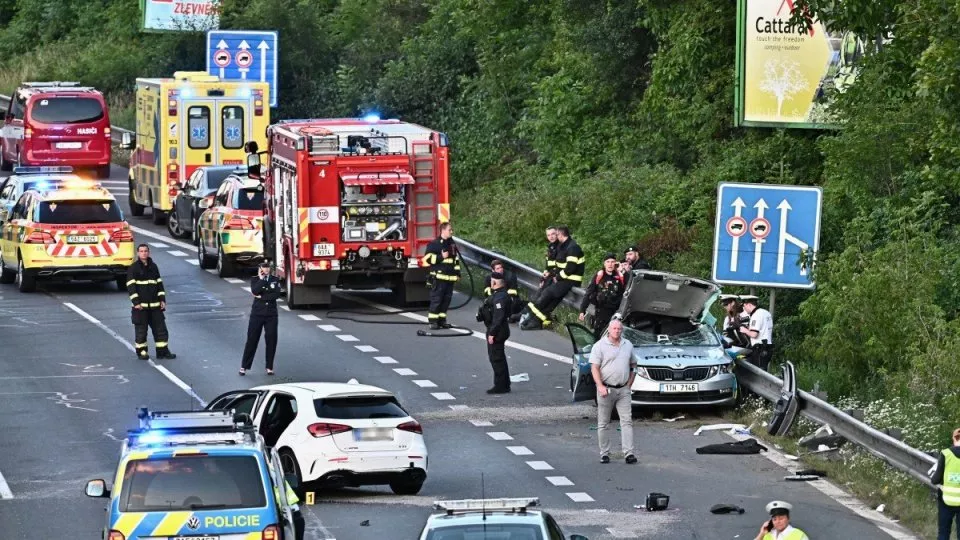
567;269;739;408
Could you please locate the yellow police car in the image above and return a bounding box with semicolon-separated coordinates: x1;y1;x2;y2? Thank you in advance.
0;181;134;292
196;174;265;278
86;409;299;540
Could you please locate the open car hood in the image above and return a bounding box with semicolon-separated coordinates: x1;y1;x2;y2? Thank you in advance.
617;270;721;322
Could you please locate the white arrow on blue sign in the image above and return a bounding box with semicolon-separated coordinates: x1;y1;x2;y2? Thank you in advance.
206;30;279;107
712;182;822;290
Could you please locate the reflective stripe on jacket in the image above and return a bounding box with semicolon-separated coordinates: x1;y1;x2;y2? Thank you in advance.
127;258;165;308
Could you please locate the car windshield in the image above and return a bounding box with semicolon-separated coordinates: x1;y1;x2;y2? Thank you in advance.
425;524;545;540
622;324;720;347
314;396;408;420
118;456;267;512
29;97;104;124
37;200;122;224
235;187;263;210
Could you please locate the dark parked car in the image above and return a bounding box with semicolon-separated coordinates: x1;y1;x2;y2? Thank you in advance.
166;164;244;242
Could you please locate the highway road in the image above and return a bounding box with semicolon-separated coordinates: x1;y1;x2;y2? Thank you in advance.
0;164;910;539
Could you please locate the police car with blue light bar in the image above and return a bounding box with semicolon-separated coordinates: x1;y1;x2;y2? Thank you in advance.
418;497;590;540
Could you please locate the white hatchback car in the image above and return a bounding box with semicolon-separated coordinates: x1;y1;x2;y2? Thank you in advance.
206;380;428;495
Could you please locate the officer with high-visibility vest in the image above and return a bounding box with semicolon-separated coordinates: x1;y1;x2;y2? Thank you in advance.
422;222;460;330
521;225;584;330
753;501;808;540
932;427;960;540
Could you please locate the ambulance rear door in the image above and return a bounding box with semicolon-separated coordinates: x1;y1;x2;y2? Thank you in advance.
180;99;251;182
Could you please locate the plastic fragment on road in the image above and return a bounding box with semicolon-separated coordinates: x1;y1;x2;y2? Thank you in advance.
662;415;685;422
693;423;746;436
510;373;529;382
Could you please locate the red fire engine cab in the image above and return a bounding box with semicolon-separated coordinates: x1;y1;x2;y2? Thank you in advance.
246;117;451;308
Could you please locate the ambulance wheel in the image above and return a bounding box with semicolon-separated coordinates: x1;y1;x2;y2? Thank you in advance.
0;255;15;284
152;209;166;225
197;239;215;269
16;256;36;293
96;165;111;179
128;180;145;217
216;241;235;278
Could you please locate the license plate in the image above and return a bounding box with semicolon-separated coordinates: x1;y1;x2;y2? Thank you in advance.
354;428;394;441
660;383;698;393
313;243;335;257
67;235;98;244
55;142;82;149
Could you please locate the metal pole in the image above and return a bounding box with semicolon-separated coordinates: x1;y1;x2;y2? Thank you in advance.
769;289;776;319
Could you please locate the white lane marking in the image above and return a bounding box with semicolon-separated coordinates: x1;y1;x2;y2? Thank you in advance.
186;259;199;266
336;334;359;342
318;325;341;332
526;461;554;471
431;392;456;401
62;302;206;406
148;242;169;249
337;292;571;364
487;432;513;441
131;225;195;251
299;314;321;321
99;180;128;185
280;306;291;311
546;476;574;486
225;278;245;284
565;492;595;503
355;345;378;352
0;470;12;499
470;420;494;427
167;250;188;257
241;286;252;293
374;356;397;364
412;380;437;388
448;404;470;410
506;446;534;456
205;269;218;274
727;431;918;539
393;368;417;376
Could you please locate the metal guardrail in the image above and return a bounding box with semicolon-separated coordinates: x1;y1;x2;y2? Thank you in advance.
456;235;938;487
0;94;132;144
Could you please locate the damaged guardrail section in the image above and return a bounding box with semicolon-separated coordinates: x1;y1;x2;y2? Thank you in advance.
456;236;938;487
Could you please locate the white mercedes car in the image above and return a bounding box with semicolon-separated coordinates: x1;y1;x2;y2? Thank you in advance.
206;380;428;495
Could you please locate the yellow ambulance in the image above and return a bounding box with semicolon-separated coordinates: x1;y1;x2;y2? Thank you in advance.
120;72;270;225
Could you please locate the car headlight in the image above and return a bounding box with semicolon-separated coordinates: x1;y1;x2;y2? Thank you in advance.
635;367;651;379
707;362;734;378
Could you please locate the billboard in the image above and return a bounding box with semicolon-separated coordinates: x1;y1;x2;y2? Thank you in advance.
735;0;866;129
141;0;220;32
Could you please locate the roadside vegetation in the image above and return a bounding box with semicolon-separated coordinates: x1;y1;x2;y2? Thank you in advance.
1;1;956;536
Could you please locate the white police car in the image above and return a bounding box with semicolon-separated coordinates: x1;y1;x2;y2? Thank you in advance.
418;498;589;540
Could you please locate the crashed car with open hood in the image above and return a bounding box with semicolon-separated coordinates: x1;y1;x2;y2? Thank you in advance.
567;269;738;408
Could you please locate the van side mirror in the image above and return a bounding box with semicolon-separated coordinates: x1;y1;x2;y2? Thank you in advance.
120;132;135;150
85;479;110;498
247;152;262;179
569;535;589;540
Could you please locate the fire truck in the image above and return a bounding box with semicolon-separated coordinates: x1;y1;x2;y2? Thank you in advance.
245;117;451;307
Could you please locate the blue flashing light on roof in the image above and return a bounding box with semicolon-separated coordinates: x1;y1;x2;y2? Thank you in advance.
181;87;194;99
31;181;51;191
238;86;252;99
13;166;73;175
136;431;167;445
363;113;381;123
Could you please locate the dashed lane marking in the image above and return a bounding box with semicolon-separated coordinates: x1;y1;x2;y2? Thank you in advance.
393;368;417;376
186;259;199;266
373;356;397;364
470;420;494;427
506;446;534;456
526;461;553;471
299;314;321;321
412;380;437;388
280;306;290;311
487;432;513;441
565;492;595;503
448;404;470;410
205;269;218;275
148;242;169;249
336;335;359;342
546;476;574;486
167;250;188;257
225;278;245;284
355;345;378;352
241;286;251;293
431;392;455;401
0;469;12;499
318;325;341;332
61;302;205;407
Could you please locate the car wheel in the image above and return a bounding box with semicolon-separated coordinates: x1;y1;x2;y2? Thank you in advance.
96;164;111;179
0;255;15;284
197;238;215;269
279;449;304;497
16;256;36;293
166;207;186;238
0;152;11;172
389;478;424;496
152;208;166;226
216;241;235;278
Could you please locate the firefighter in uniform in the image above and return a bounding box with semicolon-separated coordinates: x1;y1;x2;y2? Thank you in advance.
483;259;524;322
423;222;460;330
579;253;626;339
753;501;808;540
478;272;513;393
739;295;774;371
931;427;960;540
240;261;282;376
127;244;176;360
522;225;584;330
536;226;560;300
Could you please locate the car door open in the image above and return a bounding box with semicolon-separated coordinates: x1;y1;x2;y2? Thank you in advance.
566;323;599;402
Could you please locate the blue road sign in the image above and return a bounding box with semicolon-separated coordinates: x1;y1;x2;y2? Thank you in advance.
206;30;278;107
712;183;822;290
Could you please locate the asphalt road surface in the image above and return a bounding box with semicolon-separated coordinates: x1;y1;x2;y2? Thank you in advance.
0;165;911;539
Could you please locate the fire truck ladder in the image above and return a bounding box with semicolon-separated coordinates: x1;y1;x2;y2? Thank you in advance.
410;141;437;257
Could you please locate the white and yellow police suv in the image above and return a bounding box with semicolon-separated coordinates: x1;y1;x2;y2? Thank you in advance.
419;498;590;540
86;409;299;540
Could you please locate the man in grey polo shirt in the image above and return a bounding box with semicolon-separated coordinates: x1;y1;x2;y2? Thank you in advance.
589;319;637;464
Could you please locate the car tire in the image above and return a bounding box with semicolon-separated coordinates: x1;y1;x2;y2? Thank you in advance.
389;478;424;496
0;255;15;284
197;238;215;269
166;206;187;239
16;256;36;293
279;449;303;496
96;165;111;179
152;208;166;226
128;178;145;217
0;153;11;172
216;241;235;278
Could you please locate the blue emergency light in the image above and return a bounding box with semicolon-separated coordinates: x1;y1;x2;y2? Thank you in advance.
13;166;73;175
363;113;381;123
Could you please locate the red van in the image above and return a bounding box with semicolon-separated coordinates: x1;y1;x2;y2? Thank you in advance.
1;82;112;178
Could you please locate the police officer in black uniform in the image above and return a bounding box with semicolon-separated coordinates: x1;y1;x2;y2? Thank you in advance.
240;261;282;375
127;244;176;360
522;225;584;330
479;272;513;394
579;253;626;339
423;222;460;330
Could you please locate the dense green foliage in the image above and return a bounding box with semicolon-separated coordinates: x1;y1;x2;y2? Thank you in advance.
1;0;957;446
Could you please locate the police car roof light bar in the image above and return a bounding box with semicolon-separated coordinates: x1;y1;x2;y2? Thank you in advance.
128;409;259;448
434;498;539;515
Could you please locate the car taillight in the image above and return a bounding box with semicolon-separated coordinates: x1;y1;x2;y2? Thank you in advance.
224;217;254;230
168;90;178;115
107;531;126;540
168;164;179;184
253;89;264;117
25;231;55;244
307;422;352;438
397;421;422;435
110;229;134;242
104;127;112;139
261;525;279;540
24;128;32;139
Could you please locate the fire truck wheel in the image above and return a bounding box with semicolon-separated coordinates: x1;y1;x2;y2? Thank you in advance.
128;179;145;217
285;267;300;309
216;242;235;278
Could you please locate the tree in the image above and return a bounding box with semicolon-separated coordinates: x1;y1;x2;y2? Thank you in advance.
759;59;808;118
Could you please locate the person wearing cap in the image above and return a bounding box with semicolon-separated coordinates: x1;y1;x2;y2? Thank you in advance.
754;500;808;540
720;294;750;348
479;272;513;393
739;295;774;371
240;261;283;375
931;427;960;540
620;245;651;274
580;253;626;339
484;259;524;323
